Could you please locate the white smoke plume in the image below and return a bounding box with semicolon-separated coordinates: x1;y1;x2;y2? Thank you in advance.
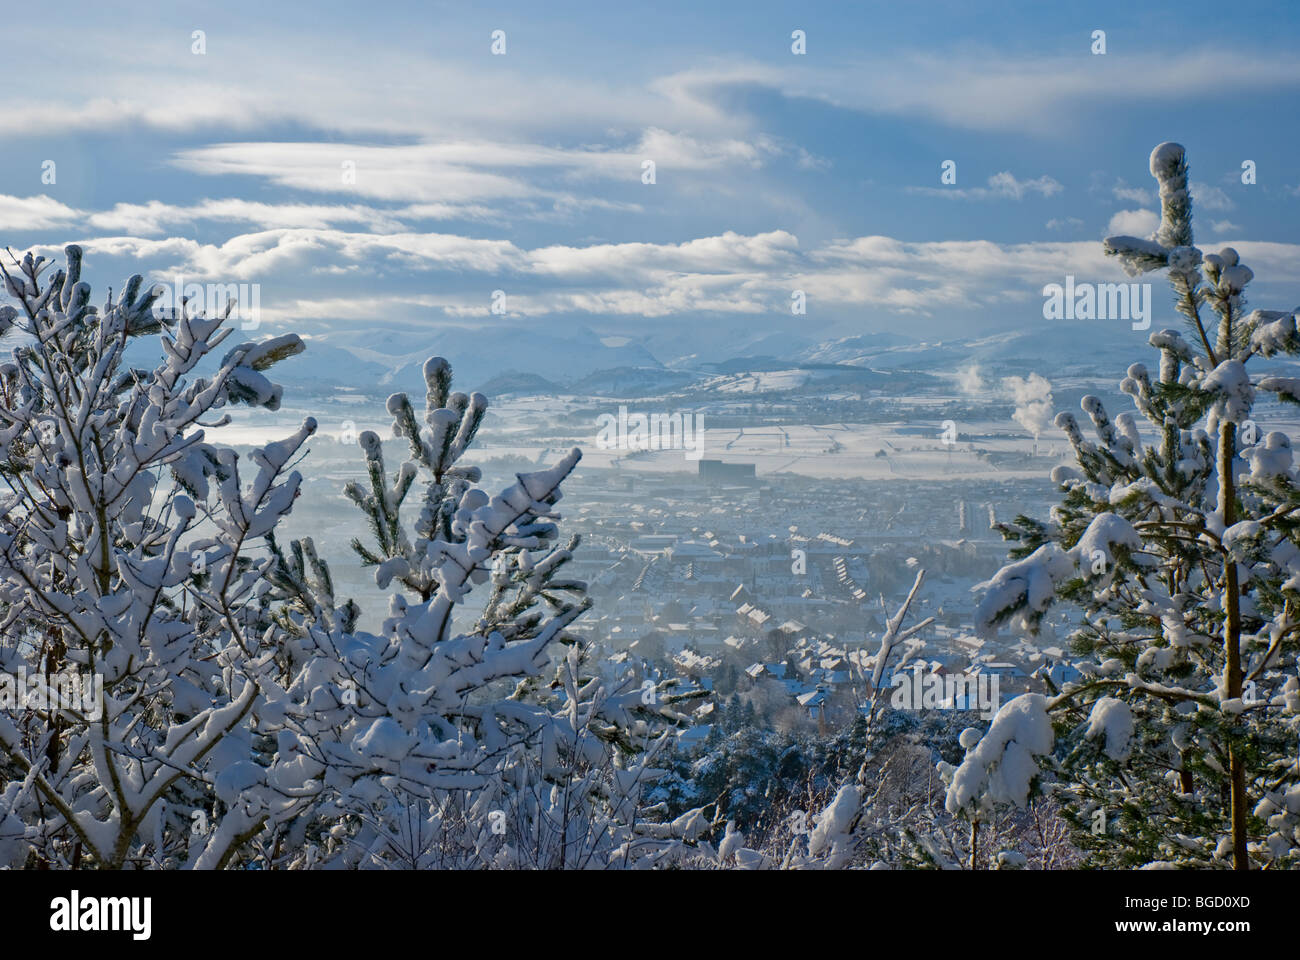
1003;372;1055;438
957;365;984;395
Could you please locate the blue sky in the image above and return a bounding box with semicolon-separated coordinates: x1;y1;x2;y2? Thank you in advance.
4;0;1300;364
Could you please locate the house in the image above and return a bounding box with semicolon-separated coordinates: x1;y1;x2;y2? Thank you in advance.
796;686;832;733
797;686;829;713
1035;660;1083;690
744;662;785;681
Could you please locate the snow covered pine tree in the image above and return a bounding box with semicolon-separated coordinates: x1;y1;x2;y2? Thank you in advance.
0;246;316;867
0;248;710;870
958;144;1300;869
264;357;712;868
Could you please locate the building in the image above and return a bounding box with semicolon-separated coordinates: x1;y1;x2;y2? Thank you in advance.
698;460;757;483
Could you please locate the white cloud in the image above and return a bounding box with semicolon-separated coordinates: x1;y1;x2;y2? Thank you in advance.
1107;209;1160;236
0;195;82;231
1191;182;1235;211
3;23;1296;148
26;209;1300;331
908;172;1062;201
1111;180;1153;205
0;32;748;144
86;199;422;235
635;52;1300;142
173;142;545;203
169;133;783;207
796;50;1300;135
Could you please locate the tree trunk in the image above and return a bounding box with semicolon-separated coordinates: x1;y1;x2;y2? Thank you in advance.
1219;420;1249;870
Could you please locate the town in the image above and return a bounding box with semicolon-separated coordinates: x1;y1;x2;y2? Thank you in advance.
549;464;1081;742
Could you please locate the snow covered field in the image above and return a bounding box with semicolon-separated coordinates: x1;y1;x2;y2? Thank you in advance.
215;387;1300;487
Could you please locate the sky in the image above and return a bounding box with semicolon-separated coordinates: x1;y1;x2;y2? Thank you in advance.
3;0;1300;367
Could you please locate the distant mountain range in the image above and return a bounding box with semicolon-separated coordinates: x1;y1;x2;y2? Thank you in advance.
84;317;1300;402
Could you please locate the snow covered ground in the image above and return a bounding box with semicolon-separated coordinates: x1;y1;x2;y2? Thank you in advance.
214;386;1300;486
476;419;1070;480
215;405;1065;480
